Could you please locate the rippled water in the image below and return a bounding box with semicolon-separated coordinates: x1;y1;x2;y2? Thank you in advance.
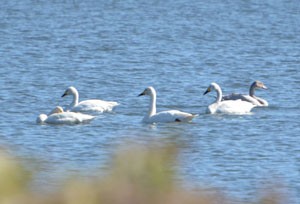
0;0;300;202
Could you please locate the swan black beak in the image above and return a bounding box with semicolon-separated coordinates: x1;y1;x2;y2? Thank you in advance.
61;92;67;97
203;88;210;95
138;92;145;97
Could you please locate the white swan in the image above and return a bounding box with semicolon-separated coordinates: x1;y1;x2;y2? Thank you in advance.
36;106;95;125
222;81;268;106
138;86;197;123
61;86;119;114
204;83;255;114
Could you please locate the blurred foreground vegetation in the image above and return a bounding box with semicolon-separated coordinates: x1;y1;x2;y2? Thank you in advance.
0;144;285;204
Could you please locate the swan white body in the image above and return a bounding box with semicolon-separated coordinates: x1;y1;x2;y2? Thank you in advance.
204;83;255;114
36;106;95;125
222;81;268;106
139;87;197;123
62;86;119;114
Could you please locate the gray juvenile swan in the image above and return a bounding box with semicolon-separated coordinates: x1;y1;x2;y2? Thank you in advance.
222;81;268;106
62;86;119;114
138;86;197;123
204;82;255;114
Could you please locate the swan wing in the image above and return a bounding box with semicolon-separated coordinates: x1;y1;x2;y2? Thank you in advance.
223;93;262;106
44;112;95;124
72;100;119;113
213;100;254;114
207;100;255;114
222;93;245;101
254;96;269;106
144;110;197;123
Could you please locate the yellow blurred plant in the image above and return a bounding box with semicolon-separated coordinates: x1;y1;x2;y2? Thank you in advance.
0;144;286;204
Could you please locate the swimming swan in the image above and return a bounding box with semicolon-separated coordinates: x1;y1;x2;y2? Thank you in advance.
222;81;268;106
61;86;119;114
204;83;255;114
36;106;95;125
138;86;197;123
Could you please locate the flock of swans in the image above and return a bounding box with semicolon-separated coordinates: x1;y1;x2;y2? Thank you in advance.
37;81;268;125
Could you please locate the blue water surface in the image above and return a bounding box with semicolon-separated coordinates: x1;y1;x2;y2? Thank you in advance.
0;0;300;202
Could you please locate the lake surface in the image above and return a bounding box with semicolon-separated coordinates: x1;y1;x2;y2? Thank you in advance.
0;0;299;202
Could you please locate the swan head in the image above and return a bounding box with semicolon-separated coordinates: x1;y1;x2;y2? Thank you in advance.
253;81;267;90
204;82;220;95
36;114;47;123
138;86;156;97
62;86;77;97
48;106;64;115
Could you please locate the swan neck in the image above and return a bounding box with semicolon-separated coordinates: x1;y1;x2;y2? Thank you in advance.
215;86;222;103
72;90;79;107
249;83;256;96
148;92;156;117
